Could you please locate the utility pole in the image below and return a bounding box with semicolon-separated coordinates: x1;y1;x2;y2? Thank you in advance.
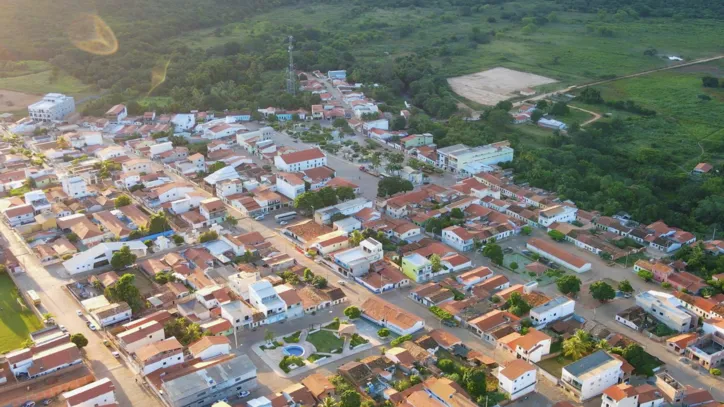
286;36;296;95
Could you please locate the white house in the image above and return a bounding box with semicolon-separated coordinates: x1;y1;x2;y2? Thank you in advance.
237;126;274;145
188;335;232;361
529;296;576;328
361;297;425;335
455;266;494;290
62;241;148;274
171;113;196;132
122;159;153;174
90;302;132;327
60;175;90;198
149;142;173;158
105;104;128;123
95;146;126;161
314;198;373;225
135;337;184;375
538;205;578;227
3;204;35;226
442;226;476;252
62;378;116;407
248;280;287;324
227;272;260;300
526;238;591;273
497;360;537;401
329;238;384;277
601;384;638;407
437;142;514;175
117;320;165;354
274;148;327;172
562;351;624;401
221;300;257;331
276;172;306;200
501;329;552;363
28;93;75;122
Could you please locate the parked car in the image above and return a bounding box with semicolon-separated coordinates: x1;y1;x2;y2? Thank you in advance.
21;402;35;407
238;391;251;398
59;325;67;332
112;351;120;358
76;310;83;316
103;340;111;347
254;215;265;221
338;280;346;286
503;247;513;254
89;324;98;331
442;319;458;327
279;221;288;225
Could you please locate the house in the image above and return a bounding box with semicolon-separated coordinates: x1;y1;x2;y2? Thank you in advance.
401;252;433;283
91;302;132;327
358;264;410;293
62;241;147;274
199;198;226;224
456;266;494;290
157;355;257;407
562;351;625;401
636;291;697;332
105;104;128;122
410;283;454;306
428;329;463;351
314;198;373;225
276;172;306;200
274;148;327;172
249;280;287;324
498;359;537;400
329;238;384;277
135;337;184;375
361;297;425;335
399;133;434;149
188;335;232;361
693;163;714;175
117;320;165;354
538;205;578;227
301;373;336;402
499;328;552;363
667;333;698;355
683;332;724;369
437;142;514;175
527;238;591;273
633;260;674;283
4;204;35;226
62;378;116;407
530;296;576;328
469;310;520;344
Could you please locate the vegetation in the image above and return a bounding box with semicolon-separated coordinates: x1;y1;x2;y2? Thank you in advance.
199;230;219;243
390;334;413;347
547;230;566;242
377;176;414;197
164;317;206;346
503;292;532;317
637;270;654;282
110;245;136;270
283;330;302;343
349;333;369;348
429;305;455;322
563;330;593;361
377;328;390;338
280;355;305;373
618;280;634;294
104;273;144;313
482;242;504;265
307;330;344;353
344;306;361;319
294;187;348;214
0;274;45;353
70;333;88;349
653;323;677;337
589;281;616;302
114;194;132;208
557;275;582;296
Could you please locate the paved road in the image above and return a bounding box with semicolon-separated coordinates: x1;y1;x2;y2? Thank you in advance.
0;222;162;406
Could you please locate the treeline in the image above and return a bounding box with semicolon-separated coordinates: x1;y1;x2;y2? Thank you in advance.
552;0;724;19
578;88;656;116
510;120;724;234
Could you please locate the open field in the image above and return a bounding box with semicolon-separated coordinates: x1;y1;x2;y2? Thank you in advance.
0;89;42;113
447;67;557;106
0;68;95;100
0;274;44;353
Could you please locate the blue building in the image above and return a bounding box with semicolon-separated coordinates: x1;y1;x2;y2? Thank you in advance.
327;70;347;80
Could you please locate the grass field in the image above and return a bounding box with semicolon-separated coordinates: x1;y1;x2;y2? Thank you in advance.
580;61;724;167
307;330;344;354
0;69;94;96
171;2;724;86
0;274;44;353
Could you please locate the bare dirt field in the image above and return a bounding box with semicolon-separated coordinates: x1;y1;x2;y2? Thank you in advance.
0;89;41;112
447;67;557;106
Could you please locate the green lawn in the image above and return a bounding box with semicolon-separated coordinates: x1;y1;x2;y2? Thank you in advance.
537;356;570;378
0;274;44;353
0;69;95;96
307;330;344;354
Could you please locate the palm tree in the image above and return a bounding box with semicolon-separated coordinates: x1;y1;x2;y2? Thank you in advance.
264;329;275;345
596;339;610;351
563;337;587;361
320;397;338;407
572;329;591;345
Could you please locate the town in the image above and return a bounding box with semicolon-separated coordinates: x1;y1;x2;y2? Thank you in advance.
0;67;721;407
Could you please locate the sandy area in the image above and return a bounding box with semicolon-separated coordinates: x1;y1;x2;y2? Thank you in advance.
0;89;41;112
448;67;557;106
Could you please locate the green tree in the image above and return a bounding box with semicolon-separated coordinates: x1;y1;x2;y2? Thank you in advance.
450;208;464;219
115;194;131;208
521;226;532;235
304;268;315;282
550;101;570;116
506;292;531;317
488;109;511;128
208;161;226;173
590;280;616;302
67;233;79;243
105;273;143;313
336;186;356;201
111;245;137;270
344;306;361;319
618;280;634;294
391;115;407;131
199;231;219;243
510;262;519;270
265;329;276;344
377;176;414;197
320;398;338;407
339;390;361;407
312;275;328;289
548;230;566;241
378;328;390;337
563;330;592;360
557;275;582;295
173;235;185;245
531;109;544;123
430;254;443;273
317;187;339;207
70;333;89;348
348;230;365;247
148;212;170;234
637;270;654;282
463;368;487;399
483;243;504;265
294;190;324;214
437;359;456;374
370;152;382;170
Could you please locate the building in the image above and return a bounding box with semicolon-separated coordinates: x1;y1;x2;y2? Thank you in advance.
436;142;514;175
3;204;35;226
276;172;306;200
456;266;494;290
529;296;576;328
329;238;384;277
188;336;232;361
498;359;537;400
274;148;327;172
136;337;185;375
538;205;578;227
635;291;696;333
248;280;287;324
500;328;552;363
401;252;433;283
526;238;591;273
28;93;75;122
601;383;664;407
561;351;624;401
105;104;128;123
314;198;373;225
159;355;257;407
91;302;132;327
361;297;425;335
301;373;336;403
62;377;116;407
469;310;520;344
117;320;165;354
62;241;148;274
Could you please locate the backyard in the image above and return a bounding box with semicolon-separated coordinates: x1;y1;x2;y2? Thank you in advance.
0;274;44;353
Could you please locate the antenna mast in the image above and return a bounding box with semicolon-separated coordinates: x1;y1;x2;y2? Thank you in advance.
286;36;296;95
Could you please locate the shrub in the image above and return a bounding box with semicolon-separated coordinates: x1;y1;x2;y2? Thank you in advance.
279;355;305;373
344;306;361;319
378;328;390;338
390;334;412;347
710;368;721;376
429;305;454;321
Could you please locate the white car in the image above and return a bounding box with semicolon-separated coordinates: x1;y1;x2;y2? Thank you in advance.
279;221;288;225
254;215;265;221
338;280;346;286
59;325;67;332
89;324;98;331
112;351;120;358
238;391;250;398
76;310;83;316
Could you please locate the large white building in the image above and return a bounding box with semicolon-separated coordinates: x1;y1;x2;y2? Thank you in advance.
562;351;624;401
62;241;148;274
274;148;327;172
28;93;75;122
314;198;373;225
538;205;578;227
329;238;384;277
436;141;514;175
61;174;90;198
248;281;286;324
62;378;116;407
498;359;537;401
276;172;306;200
635;291;696;332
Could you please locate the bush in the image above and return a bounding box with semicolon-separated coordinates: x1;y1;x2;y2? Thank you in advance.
344;306;361;319
510;262;518;270
662;282;672;289
390;334;412;347
70;333;89;348
378;328;390;338
172;235;185;245
284;331;302;343
199;231;218;243
429;305;454;321
279;355;305;373
710;368;721;376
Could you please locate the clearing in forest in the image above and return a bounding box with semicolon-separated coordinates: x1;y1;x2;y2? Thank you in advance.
447;67;557;106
